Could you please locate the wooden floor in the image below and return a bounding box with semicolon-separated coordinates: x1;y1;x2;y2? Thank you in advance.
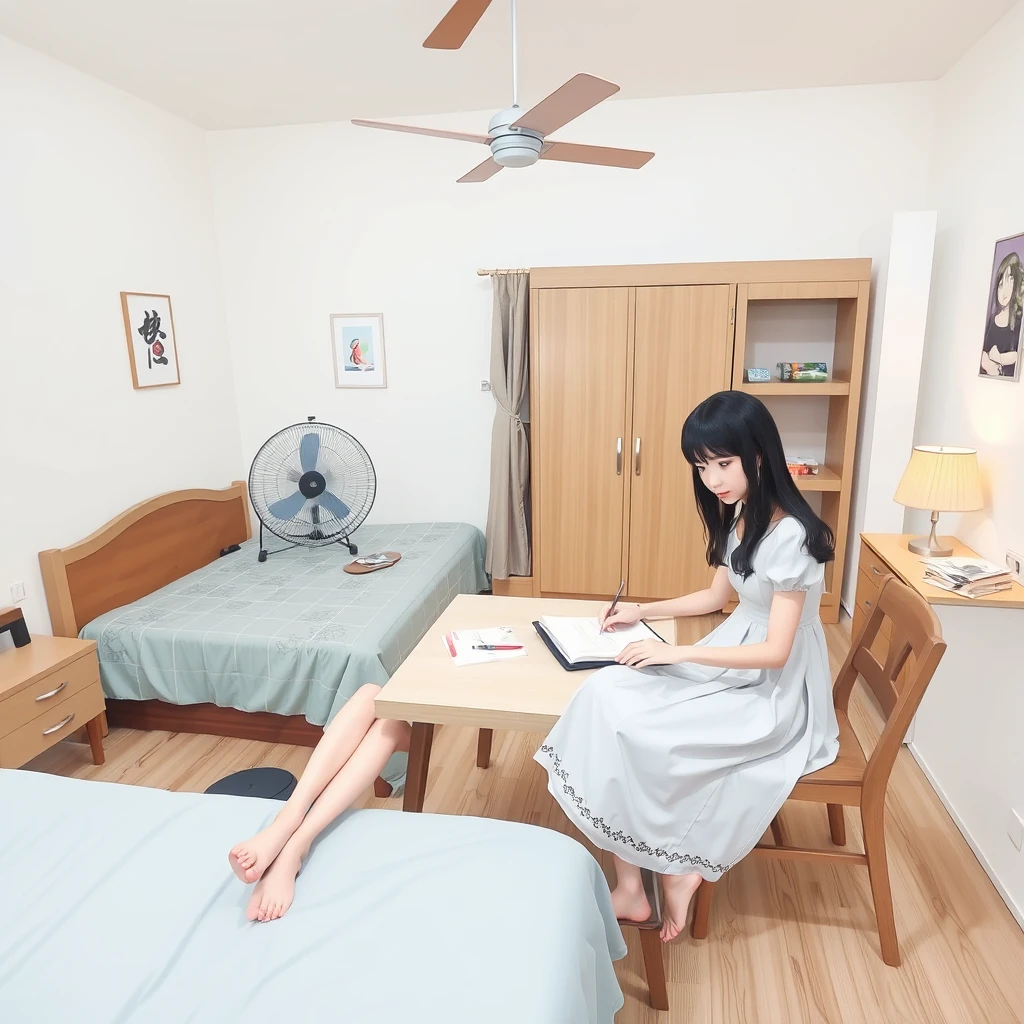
30;617;1024;1024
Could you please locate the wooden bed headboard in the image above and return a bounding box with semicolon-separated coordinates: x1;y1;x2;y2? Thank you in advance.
39;481;252;637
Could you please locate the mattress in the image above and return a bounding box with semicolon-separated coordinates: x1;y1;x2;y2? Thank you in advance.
0;769;626;1024
80;523;489;787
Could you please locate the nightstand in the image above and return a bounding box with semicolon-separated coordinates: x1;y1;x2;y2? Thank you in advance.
0;635;106;768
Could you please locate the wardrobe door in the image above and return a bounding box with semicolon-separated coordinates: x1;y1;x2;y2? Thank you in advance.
627;285;734;600
535;287;631;596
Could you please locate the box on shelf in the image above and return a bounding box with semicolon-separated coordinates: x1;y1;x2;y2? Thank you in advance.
786;456;820;476
778;361;828;382
744;367;772;383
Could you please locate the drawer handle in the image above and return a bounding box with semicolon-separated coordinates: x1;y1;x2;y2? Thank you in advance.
42;713;75;736
869;565;885;578
35;680;69;702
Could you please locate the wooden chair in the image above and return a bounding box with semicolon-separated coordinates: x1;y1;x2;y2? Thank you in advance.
690;574;946;966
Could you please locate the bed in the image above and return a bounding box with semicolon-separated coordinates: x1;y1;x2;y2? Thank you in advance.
1;768;626;1023
39;482;489;791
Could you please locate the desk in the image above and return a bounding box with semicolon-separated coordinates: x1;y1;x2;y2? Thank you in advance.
373;594;677;813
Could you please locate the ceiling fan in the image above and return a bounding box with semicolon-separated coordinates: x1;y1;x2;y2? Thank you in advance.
351;0;654;183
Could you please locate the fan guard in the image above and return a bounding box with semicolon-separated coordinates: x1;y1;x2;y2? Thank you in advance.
248;417;376;561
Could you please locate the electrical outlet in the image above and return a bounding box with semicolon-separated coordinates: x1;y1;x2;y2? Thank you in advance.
9;582;25;603
1009;809;1024;852
1006;549;1023;581
481;380;492;392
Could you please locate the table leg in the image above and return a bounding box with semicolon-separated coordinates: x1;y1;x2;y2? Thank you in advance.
85;715;105;766
403;722;435;812
476;728;493;769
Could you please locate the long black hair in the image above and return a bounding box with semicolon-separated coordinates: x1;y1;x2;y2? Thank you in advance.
681;391;834;579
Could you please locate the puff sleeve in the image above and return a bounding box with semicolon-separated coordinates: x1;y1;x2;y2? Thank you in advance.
763;519;825;592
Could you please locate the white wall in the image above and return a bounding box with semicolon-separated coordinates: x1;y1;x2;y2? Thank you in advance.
0;34;244;637
844;211;937;608
206;82;936;539
906;1;1024;923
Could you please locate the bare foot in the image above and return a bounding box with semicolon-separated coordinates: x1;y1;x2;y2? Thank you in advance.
660;872;702;942
246;839;308;923
228;813;301;884
611;881;652;923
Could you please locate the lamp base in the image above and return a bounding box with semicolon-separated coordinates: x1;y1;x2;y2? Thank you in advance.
907;510;952;557
907;536;953;557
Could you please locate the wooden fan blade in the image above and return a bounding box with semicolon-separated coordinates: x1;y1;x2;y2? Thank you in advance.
458;157;504;183
511;74;620;137
351;119;491;145
541;141;655;169
424;0;493;49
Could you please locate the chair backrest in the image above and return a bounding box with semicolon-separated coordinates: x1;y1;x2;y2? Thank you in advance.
832;574;946;800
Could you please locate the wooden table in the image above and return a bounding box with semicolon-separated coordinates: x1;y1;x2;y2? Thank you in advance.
374;594;676;812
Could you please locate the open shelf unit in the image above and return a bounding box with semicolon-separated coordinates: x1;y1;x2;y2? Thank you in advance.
732;275;871;622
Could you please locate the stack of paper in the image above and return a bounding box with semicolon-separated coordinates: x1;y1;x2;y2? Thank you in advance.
535;616;662;667
441;627;526;667
921;557;1013;599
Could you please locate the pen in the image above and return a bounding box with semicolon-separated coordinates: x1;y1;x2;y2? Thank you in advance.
601;578;626;633
472;644;524;651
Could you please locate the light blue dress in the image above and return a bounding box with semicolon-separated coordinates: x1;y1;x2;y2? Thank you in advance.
534;517;840;879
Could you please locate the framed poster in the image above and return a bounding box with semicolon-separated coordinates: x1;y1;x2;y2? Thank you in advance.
121;292;180;389
979;232;1023;381
331;313;387;389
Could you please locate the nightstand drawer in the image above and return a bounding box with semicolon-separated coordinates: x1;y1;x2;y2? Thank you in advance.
0;653;99;738
0;683;105;768
853;567;892;640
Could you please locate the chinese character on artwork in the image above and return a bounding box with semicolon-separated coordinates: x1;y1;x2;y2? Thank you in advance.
138;310;169;368
120;292;180;389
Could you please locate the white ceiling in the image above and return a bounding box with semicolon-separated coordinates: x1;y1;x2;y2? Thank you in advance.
0;0;1014;130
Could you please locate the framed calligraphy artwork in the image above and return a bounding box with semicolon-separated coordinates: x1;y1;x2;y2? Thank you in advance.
120;291;181;389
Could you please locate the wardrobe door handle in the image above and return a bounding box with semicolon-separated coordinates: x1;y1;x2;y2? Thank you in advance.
616;437;623;475
634;438;642;476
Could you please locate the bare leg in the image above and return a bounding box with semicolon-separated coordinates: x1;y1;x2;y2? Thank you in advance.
229;684;383;884
660;872;703;942
249;717;411;922
610;854;651;923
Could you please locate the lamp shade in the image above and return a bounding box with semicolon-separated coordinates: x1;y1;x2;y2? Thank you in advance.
894;445;983;512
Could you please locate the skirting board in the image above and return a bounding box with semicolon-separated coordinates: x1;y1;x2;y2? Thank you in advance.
908;741;1024;931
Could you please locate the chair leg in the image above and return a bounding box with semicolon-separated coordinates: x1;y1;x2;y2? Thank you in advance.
637;927;669;1011
828;804;847;846
770;812;790;846
690;879;715;939
861;804;900;967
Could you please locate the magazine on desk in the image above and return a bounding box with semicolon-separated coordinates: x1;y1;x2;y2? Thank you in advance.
920;556;1013;598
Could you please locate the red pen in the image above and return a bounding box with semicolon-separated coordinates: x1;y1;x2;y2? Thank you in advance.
472;644;524;651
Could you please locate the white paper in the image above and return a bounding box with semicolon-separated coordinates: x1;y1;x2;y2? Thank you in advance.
442;627;527;667
538;616;660;663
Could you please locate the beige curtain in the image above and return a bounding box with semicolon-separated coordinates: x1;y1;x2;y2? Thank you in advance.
485;273;531;579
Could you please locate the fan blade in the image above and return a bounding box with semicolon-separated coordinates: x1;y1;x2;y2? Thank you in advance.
423;0;493;49
541;141;654;170
511;74;620;137
318;491;352;521
351;120;492;145
299;432;320;473
457;158;504;183
268;490;307;521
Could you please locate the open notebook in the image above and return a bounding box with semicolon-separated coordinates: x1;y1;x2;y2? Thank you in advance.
533;616;664;670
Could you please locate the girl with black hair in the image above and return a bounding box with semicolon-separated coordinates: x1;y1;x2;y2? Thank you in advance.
534;391;840;942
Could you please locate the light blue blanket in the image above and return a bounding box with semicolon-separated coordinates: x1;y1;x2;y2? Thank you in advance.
0;770;626;1023
81;523;488;788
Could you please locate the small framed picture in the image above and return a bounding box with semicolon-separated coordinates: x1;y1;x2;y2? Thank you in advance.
331;313;387;389
120;292;180;389
979;231;1024;382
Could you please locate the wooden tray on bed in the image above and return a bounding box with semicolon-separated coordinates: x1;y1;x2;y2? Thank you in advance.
38;482;393;797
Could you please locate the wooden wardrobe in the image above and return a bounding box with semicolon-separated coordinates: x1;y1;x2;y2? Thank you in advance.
511;259;872;625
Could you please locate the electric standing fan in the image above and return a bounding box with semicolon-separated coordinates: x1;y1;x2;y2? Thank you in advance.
248;416;376;562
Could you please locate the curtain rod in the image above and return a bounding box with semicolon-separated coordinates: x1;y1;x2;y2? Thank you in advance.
477;267;530;276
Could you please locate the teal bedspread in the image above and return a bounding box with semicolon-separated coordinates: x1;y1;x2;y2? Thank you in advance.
80;523;488;788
